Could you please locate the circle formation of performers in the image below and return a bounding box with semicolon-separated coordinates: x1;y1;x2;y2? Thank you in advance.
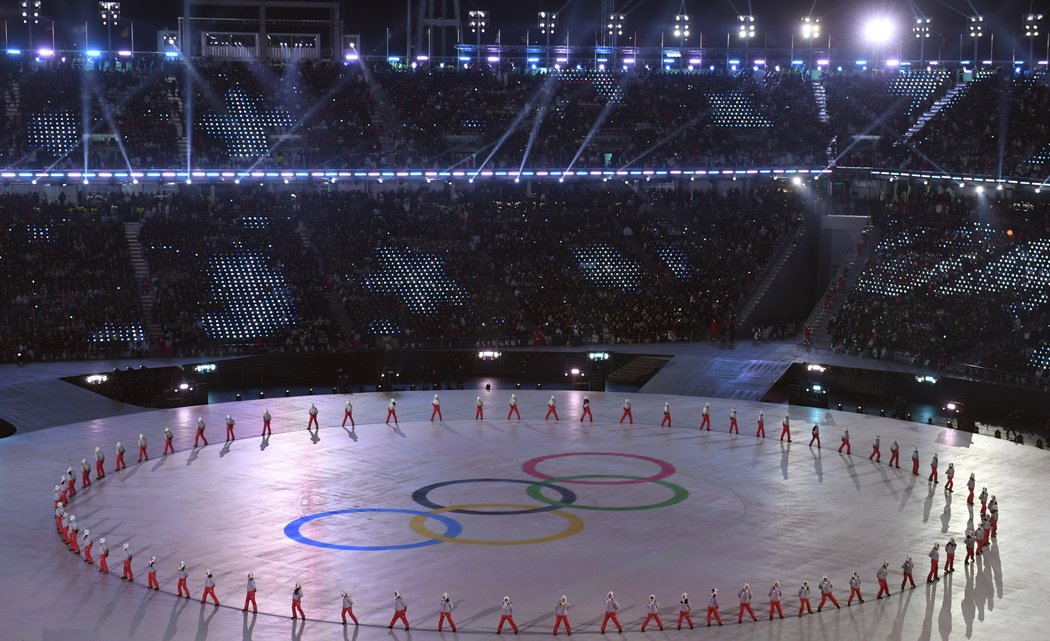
54;395;1000;630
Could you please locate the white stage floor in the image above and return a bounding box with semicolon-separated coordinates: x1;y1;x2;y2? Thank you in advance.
0;390;1044;641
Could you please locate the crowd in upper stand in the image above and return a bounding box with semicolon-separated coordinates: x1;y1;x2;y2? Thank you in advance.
2;55;1047;177
827;190;1050;380
910;75;1050;177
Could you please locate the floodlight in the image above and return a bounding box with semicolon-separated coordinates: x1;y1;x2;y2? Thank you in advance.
863;17;894;44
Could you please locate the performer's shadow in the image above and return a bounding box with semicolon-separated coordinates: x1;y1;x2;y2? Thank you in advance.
458;604;500;626
342;620;360;641
242;611;256;641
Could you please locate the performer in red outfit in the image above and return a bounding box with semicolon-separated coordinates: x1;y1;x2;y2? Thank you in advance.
737;584;757;622
579;397;593;422
496;596;517;634
147;557;160;590
545;396;559;421
121;543;134;581
816;577;839;611
699;403;711;430
177;562;190;598
244;573;258;613
341;592;359;625
194;417;208;447
876;563;890;598
620;399;633;424
388;591;409;629
599;592;622;633
677;593;694;629
838;429;851;454
292;582;306;619
641;595;663;632
438;593;456;631
553;595;572;635
768;582;784;619
163;427;175;455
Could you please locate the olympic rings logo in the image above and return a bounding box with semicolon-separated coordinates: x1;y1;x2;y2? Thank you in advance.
285;452;689;550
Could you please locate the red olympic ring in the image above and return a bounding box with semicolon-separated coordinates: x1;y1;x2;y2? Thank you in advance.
521;452;677;486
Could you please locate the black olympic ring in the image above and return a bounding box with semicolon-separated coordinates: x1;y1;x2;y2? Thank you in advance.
412;478;578;516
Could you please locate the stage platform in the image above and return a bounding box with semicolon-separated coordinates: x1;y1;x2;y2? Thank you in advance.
0;389;1043;641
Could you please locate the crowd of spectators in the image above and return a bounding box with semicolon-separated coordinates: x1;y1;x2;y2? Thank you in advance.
827;189;1050;376
378;66;827;170
140;191;338;355
0;55;182;169
911;74;1050;176
304;183;802;349
0;193;144;360
3;56;1048;179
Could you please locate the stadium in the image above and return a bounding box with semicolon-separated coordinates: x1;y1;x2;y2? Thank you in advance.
1;1;1048;640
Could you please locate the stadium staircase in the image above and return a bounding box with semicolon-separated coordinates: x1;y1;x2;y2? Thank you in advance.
122;222;163;345
801;224;880;350
811;82;835;163
900;82;969;144
811;81;830;124
296;226;355;343
606;355;672;387
165;79;188;163
4;82;19;121
736;221;810;330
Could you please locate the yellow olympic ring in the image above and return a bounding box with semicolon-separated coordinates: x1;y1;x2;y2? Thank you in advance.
408;503;585;546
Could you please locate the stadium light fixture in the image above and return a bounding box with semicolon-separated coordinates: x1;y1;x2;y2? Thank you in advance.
863;17;894;44
738;15;756;39
468;10;487;34
607;13;625;49
673;14;691;41
913;16;931;63
969;15;984;61
913;17;932;38
538;11;556;35
1026;13;1044;37
22;0;41;24
469;10;487;65
1024;13;1044;68
968;15;984;38
800;16;821;40
98;1;120;25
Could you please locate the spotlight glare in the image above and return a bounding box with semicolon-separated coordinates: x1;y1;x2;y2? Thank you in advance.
863;17;895;44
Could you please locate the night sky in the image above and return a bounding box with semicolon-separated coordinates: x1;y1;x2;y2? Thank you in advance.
0;1;1044;58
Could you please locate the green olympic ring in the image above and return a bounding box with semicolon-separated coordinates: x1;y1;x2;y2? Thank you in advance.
526;474;689;511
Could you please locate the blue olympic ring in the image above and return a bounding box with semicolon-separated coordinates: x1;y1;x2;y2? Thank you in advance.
284;507;463;551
